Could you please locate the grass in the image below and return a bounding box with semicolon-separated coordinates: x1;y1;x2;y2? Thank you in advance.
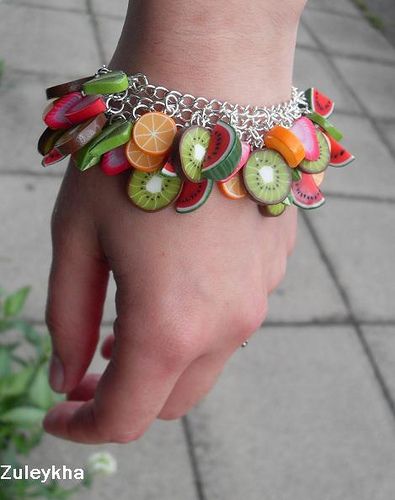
352;0;385;31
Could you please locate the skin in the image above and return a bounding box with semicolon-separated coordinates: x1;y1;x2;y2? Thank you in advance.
43;0;306;444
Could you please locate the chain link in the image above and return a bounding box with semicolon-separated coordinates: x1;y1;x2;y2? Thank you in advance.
101;68;310;150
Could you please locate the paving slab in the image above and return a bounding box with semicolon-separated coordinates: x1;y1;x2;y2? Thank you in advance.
319;114;395;199
187;325;395;500
267;216;348;323
0;4;100;75
96;16;124;63
334;57;395;119
307;0;362;17
0;175;117;324
30;422;196;500
22;324;196;500
92;0;128;18
293;48;361;114
296;21;317;48
305;199;395;322
9;0;86;11
303;10;395;62
362;326;395;403
0;70;68;175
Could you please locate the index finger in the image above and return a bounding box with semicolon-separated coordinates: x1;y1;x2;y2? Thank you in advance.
43;319;192;444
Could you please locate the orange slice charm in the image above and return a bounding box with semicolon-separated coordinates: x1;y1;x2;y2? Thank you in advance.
264;126;305;168
218;172;247;200
125;139;166;172
132;112;177;156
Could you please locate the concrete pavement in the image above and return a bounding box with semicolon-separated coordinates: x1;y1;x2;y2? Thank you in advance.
1;0;395;498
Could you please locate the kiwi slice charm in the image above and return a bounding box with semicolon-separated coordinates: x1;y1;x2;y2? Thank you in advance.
180;126;211;182
127;170;182;212
243;149;292;205
299;130;330;174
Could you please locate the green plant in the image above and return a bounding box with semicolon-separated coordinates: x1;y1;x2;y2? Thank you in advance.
0;286;113;499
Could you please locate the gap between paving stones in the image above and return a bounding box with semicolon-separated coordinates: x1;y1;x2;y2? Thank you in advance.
299;19;395;422
301;17;395;158
86;0;106;64
302;211;395;423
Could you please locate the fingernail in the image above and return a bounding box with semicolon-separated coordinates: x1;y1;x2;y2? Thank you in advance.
49;354;64;392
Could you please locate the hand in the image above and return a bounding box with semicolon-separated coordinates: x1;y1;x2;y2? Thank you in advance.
43;164;297;443
43;0;304;443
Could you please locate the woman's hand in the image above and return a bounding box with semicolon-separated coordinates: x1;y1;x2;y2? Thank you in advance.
43;0;303;443
44;163;296;444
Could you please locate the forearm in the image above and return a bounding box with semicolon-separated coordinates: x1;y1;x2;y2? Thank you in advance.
110;0;306;105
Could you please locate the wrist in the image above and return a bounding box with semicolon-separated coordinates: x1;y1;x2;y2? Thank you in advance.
110;0;304;105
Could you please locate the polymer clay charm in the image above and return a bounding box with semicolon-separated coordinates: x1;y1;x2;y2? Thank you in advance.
125;139;166;172
74;120;132;171
217;172;247;200
201;120;242;181
264;126;305;168
175;179;214;213
303;88;334;118
82;70;129;95
179;126;211;182
42;148;67;167
307;112;343;141
127;170;183;212
46;75;95;100
100;145;130;176
54;113;107;156
298;130;330;174
290;117;319;161
323;132;355;167
65;95;107;125
218;141;250;183
243;149;292;205
37;127;65;156
133;112;177;156
291;172;325;209
43;92;83;129
259;202;287;217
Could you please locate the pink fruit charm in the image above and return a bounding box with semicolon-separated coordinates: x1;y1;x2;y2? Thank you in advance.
219;141;251;183
161;158;178;178
100;145;130;176
290;117;320;161
291;172;325;209
43;92;83;129
41;148;66;167
323;132;355;167
65;95;107;125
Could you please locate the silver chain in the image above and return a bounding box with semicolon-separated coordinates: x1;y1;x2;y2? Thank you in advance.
99;67;309;150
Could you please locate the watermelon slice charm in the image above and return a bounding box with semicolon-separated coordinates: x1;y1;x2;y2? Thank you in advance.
201;121;242;181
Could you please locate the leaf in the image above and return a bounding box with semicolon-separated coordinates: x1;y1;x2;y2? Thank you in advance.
0;365;35;399
0;347;12;377
0;406;45;426
28;364;54;410
3;287;31;318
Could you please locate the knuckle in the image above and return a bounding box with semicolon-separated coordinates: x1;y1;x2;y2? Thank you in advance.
109;428;146;443
235;298;268;340
158;407;187;421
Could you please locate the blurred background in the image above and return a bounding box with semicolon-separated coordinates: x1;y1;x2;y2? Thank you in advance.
1;0;395;498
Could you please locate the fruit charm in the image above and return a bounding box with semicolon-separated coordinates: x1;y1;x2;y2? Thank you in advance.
264;126;305;168
298;130;330;174
176;179;214;213
243;149;292;205
83;71;129;95
132;112;177;156
38;71;354;215
201;121;242;181
180;126;211;182
127;170;182;212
